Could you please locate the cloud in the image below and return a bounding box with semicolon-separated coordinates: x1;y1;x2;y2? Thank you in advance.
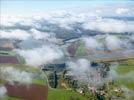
82;18;134;33
108;64;134;81
1;11;134;36
0;86;7;98
0;29;31;40
30;29;51;40
95;10;102;13
17;45;64;66
105;35;123;51
0;27;57;44
67;59;90;76
1;15;33;27
67;59;103;85
0;66;33;84
108;66;134;99
121;86;134;99
116;8;130;15
30;29;57;43
82;37;101;50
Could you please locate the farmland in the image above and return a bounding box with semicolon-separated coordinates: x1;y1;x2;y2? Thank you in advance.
0;64;48;100
1;0;134;99
46;59;134;100
48;89;88;100
115;60;134;90
0;51;19;64
0;51;16;56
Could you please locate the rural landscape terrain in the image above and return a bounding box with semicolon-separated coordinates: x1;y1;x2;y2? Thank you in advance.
0;0;134;100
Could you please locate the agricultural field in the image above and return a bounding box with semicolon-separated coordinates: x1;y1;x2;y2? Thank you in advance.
47;59;134;100
75;41;87;57
48;89;88;100
0;64;47;85
115;59;134;90
0;64;48;100
0;51;16;56
0;51;19;64
1;0;134;100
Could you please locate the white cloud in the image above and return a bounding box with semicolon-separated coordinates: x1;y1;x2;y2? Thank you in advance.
17;45;64;66
30;29;58;43
82;37;101;50
30;29;51;40
1;10;134;34
0;67;33;84
105;35;122;51
116;8;130;14
0;86;7;98
0;30;31;40
83;18;134;33
67;59;103;85
1;15;33;27
96;10;102;13
67;59;90;75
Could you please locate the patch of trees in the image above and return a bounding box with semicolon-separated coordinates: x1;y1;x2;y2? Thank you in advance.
48;71;58;88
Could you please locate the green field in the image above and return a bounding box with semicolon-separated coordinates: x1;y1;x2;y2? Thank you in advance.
75;41;87;57
1;58;134;100
47;59;134;100
115;59;134;90
48;89;88;100
3;96;20;100
0;51;16;56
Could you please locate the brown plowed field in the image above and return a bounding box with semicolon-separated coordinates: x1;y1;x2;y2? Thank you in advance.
68;42;80;57
0;56;19;64
5;82;48;100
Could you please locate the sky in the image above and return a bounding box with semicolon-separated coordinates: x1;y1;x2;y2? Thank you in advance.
1;0;134;17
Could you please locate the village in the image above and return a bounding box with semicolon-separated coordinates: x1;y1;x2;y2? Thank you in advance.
0;38;134;100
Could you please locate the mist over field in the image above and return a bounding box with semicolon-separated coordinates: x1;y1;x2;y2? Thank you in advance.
0;0;134;100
